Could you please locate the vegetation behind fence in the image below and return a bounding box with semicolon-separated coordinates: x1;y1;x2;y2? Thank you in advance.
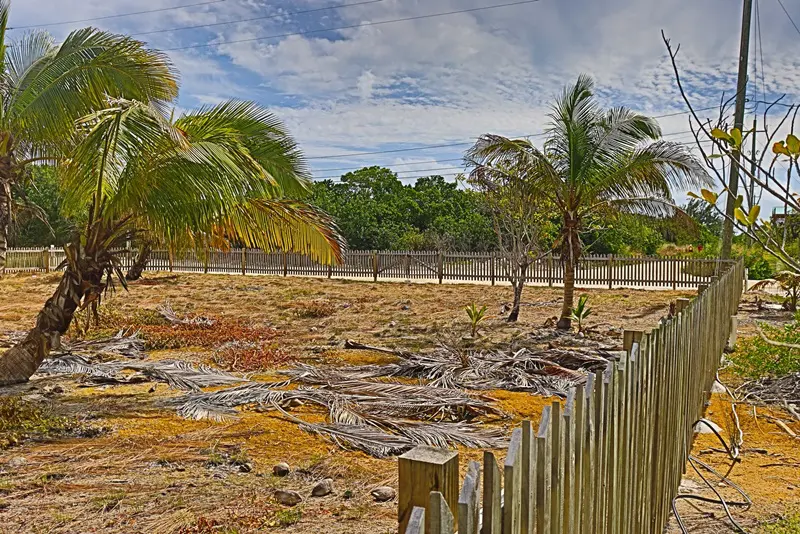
4;248;734;289
398;259;744;534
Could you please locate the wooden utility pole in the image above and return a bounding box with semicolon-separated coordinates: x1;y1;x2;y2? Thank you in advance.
746;117;758;247
720;0;753;259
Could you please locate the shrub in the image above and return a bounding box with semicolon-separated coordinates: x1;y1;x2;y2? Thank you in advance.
0;398;82;449
730;321;800;379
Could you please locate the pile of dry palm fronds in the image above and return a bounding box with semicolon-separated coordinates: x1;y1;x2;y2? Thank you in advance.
738;373;800;421
169;379;507;457
291;340;614;397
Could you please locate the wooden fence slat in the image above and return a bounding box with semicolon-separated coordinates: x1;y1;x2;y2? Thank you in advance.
502;428;522;534
429;491;454;534
482;452;502;534
458;461;481;534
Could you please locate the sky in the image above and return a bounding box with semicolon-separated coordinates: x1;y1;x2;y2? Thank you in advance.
8;0;800;210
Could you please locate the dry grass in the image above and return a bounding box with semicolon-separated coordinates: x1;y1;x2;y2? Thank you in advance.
0;271;794;533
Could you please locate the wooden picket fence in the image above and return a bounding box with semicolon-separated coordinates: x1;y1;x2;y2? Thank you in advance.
3;247;733;290
399;259;744;534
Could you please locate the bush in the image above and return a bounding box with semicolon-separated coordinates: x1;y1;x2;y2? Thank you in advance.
0;398;82;449
730;321;800;379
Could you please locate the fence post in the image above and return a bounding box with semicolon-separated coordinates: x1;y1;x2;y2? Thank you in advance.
438;251;444;285
398;446;459;534
373;251;379;282
204;249;209;274
282;251;288;277
548;252;554;288
168;249;174;272
42;248;50;273
607;254;614;289
241;248;246;275
623;330;644;353
697;283;708;294
675;298;691;315
490;252;496;286
327;260;333;279
404;253;411;280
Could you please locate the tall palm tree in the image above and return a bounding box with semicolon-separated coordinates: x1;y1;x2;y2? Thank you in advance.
0;99;343;385
468;75;709;328
0;0;178;271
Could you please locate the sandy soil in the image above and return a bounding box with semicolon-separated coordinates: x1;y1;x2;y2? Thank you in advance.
0;271;797;533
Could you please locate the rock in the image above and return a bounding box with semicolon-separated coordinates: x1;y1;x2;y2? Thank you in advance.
401;305;411;310
711;381;727;394
370;486;395;502
678;478;705;494
388;321;397;327
273;462;290;477
43;385;64;395
694;420;723;434
275;490;303;506
238;462;253;473
311;478;334;497
7;457;26;469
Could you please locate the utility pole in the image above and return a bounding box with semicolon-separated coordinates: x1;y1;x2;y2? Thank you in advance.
720;0;754;259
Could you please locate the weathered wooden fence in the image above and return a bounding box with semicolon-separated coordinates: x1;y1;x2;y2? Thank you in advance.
399;259;744;534
4;248;734;290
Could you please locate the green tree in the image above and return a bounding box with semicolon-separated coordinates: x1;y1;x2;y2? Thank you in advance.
8;165;73;247
467;75;708;329
310;168;495;251
0;99;343;385
0;0;178;271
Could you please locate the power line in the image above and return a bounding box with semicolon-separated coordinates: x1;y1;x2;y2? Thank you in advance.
775;0;800;37
163;0;544;52
131;0;387;38
315;157;465;173
307;112;713;161
8;0;228;30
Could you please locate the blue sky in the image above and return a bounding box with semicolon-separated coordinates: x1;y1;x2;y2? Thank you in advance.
9;0;800;210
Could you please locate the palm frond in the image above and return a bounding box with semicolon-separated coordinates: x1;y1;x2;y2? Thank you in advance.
7;28;178;149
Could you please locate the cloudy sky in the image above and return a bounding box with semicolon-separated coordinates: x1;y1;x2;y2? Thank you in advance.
8;0;800;206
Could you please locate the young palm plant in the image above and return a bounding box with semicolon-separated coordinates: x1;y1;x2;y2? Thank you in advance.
0;0;179;271
0;99;344;385
467;75;709;329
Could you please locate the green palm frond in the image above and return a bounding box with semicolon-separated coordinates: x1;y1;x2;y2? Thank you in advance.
63;97;345;266
6;27;178;150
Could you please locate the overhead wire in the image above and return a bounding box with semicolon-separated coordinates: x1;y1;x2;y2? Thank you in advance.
130;0;388;38
775;0;800;37
8;0;229;30
161;0;547;52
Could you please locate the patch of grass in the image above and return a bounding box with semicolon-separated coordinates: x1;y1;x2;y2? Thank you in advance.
0;397;83;449
292;299;336;318
177;517;240;534
730;320;800;378
269;508;302;527
761;511;800;533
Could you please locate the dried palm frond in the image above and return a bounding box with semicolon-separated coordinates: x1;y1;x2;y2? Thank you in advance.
36;355;245;391
55;330;146;359
390;421;507;450
157;301;215;326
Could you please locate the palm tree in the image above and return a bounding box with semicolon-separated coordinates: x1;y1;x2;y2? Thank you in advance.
0;0;178;271
0;99;343;385
468;75;709;328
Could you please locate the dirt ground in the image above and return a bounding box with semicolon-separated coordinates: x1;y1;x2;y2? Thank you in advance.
0;271;797;533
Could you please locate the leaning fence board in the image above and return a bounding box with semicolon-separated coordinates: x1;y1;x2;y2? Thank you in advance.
458;461;481;534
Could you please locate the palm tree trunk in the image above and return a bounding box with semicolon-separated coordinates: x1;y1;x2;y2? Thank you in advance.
558;255;575;329
0;267;84;384
0;241;107;385
125;243;151;281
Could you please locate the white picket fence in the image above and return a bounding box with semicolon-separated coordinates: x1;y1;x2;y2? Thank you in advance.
4;247;733;290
